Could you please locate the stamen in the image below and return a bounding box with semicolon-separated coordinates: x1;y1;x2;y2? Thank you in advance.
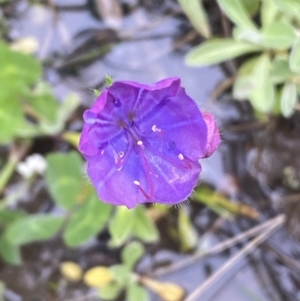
152;124;162;132
178;153;184;160
133;181;152;200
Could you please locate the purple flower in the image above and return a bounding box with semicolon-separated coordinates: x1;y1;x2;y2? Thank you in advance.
79;77;220;208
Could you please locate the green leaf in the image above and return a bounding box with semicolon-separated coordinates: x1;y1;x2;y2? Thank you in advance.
280;82;298;117
93;89;101;96
185;39;260;66
178;206;198;252
127;284;149;301
217;0;256;30
238;56;260;74
271;0;300;16
272;88;282;115
260;22;295;50
178;0;211;38
57;93;80;124
63;194;112;247
233;74;254;100
39;93;80;136
132;206;159;243
0;42;41;91
110;264;131;285
5;214;64;245
235;22;295;50
261;0;279;28
105;75;114;87
28;82;58;122
290;36;300;74
45;152;83;210
0;209;26;227
0;43;40;144
16;121;42;138
233;27;262;44
109;206;159;247
249;54;275;112
99;283;123;301
0;235;21;265
122;241;145;270
0;89;24;143
270;56;292;84
241;0;260;16
109;207;135;247
193;187;234;219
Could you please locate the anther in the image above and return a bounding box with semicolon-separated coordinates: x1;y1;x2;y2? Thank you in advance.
152;124;162;132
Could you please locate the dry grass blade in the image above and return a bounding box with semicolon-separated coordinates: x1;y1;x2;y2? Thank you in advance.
184;214;285;301
153;214;284;277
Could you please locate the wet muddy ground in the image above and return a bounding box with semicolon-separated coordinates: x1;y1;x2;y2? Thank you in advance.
1;0;300;301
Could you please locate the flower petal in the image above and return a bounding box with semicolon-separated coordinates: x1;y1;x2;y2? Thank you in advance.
107;77;181;119
79;78;220;208
138;87;208;160
202;112;221;158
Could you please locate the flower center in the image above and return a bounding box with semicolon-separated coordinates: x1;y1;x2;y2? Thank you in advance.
125;122;144;147
116;111;145;146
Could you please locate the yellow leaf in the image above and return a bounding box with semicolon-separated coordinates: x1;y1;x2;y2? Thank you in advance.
140;277;185;301
62;131;80;148
60;261;82;282
194;187;260;220
83;266;113;288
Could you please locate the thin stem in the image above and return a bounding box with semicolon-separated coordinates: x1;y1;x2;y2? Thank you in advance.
0;141;31;196
0;156;17;194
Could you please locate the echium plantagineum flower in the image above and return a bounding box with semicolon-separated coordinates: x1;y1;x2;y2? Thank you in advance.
79;77;220;208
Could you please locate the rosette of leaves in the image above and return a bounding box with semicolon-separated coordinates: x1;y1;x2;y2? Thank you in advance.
180;0;300;117
84;241;149;301
0;152;159;264
81;241;185;301
0;42;79;144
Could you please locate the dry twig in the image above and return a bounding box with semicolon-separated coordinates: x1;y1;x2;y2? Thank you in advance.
184;214;285;301
153;214;285;278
